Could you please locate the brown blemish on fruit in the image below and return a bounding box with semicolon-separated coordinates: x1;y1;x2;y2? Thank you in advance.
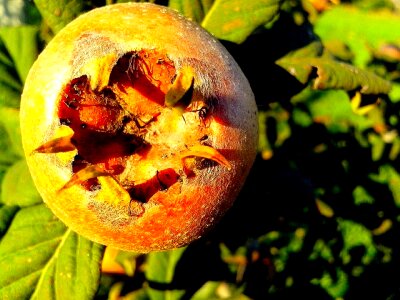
128;168;180;203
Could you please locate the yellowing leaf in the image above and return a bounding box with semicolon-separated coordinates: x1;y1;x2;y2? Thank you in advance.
315;199;334;218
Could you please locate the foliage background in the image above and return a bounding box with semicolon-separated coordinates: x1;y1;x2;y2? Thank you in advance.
1;0;400;299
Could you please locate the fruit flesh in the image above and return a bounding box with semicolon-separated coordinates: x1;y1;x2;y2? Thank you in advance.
50;49;231;214
20;3;258;252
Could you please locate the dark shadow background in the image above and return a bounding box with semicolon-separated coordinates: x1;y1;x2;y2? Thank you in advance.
96;5;400;300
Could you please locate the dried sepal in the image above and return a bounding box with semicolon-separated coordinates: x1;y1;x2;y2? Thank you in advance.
165;66;195;107
181;144;232;170
33;134;76;154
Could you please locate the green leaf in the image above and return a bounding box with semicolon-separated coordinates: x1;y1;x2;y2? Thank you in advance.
0;204;104;300
145;247;186;300
201;0;281;43
191;281;220;299
0;44;22;109
370;165;400;207
192;281;249;300
338;219;377;265
311;268;348;298
315;5;400;67
0;26;39;84
276;56;392;95
353;186;375;205
33;0;85;34
169;0;214;23
1;160;41;207
0;111;22;167
0;107;23;158
0;204;18;237
293;89;375;133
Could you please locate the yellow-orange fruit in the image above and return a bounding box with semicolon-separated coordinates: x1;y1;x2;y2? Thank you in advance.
20;3;257;252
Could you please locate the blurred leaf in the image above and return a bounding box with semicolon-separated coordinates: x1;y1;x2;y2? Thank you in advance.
372;219;392;236
145;247;186;300
169;0;214;23
315;5;400;66
350;92;378;115
0;0;25;26
370;165;400;207
353;186;375;205
33;0;84;34
201;0;281;43
0;204;18;237
338;219;377;265
0;26;38;83
115;250;141;276
0;107;23;157
0;204;104;300
294;89;374;133
311;268;348;298
1;160;41;207
0;109;22;168
191;281;220;299
0;70;21;108
123;288;150;300
315;199;334;218
276;56;391;95
192;281;249;300
309;239;334;263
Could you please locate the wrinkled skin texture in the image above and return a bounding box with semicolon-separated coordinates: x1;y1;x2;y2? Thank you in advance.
20;3;258;252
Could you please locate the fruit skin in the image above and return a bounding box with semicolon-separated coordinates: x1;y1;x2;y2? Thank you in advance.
20;3;258;252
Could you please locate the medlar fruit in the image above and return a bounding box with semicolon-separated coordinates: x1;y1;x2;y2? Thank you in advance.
20;3;258;252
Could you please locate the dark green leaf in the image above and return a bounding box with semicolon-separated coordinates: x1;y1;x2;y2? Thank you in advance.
0;204;18;237
0;26;39;83
0;204;104;300
1;160;41;207
169;0;214;23
145;247;186;300
276;56;391;95
33;0;85;34
201;0;281;43
0;41;22;109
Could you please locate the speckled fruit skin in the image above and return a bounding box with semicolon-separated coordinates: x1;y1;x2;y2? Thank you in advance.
20;3;258;252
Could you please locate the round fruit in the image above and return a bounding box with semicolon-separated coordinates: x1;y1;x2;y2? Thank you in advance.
20;3;258;252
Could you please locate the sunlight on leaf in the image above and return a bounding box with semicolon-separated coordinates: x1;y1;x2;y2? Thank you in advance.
169;0;213;23
0;204;104;300
276;56;391;95
1;160;41;207
315;5;400;67
202;0;281;43
146;247;186;300
0;107;23;157
33;0;84;34
0;26;38;84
